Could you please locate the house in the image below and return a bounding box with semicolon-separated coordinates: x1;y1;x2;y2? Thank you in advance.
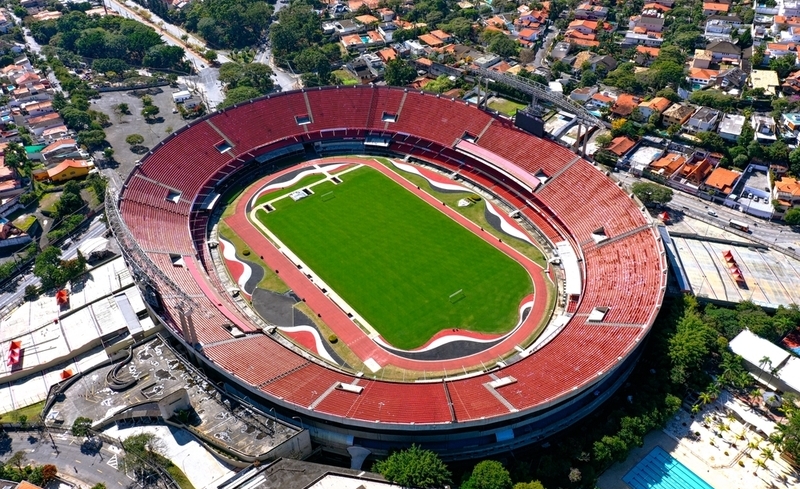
378;23;397;42
702;2;730;15
706;40;742;61
607;136;637;156
41;138;81;162
781;113;800;142
634;46;661;65
571;51;594;71
590;92;615;107
0;156;22;198
568;19;600;36
376;47;398;62
702;167;741;195
355;14;380;26
575;3;608;20
611;94;642;117
629;11;665;33
649;152;687;177
0;10;12;34
333;20;363;36
688;68;719;86
752;114;778;144
717;113;746;141
692;49;713;69
37;159;94;183
686;107;721;133
678;154;714;184
588;54;618;72
712;67;748;91
430;30;453;43
32;10;62;21
773;177;800;212
765;42;798;61
623;31;663;47
42;125;69;140
570;86;598;102
750;70;780;96
643;2;672;11
551;42;572;60
638;97;672;119
22;100;53;117
27;113;64;136
418;34;444;47
659;103;693;126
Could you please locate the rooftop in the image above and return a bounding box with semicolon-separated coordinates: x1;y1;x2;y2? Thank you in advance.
607;136;637;156
703;167;740;192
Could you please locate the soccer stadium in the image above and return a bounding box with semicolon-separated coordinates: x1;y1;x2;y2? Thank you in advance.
108;85;668;460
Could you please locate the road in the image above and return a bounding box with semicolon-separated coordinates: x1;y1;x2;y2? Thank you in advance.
1;430;131;488
534;25;558;69
0;218;108;314
613;171;800;250
104;0;229;108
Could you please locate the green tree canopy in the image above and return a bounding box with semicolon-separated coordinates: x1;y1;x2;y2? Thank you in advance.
219;86;262;109
218;62;274;93
631;182;673;206
462;460;513;489
71;417;93;437
372;445;451;488
384;58;417;87
785;208;800;225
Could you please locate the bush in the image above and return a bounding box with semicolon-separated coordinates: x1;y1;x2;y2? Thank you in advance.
328;334;338;344
19;192;38;206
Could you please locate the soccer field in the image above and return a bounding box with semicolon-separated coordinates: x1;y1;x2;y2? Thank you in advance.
255;166;533;350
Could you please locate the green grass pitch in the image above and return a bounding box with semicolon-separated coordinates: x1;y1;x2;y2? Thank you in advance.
255;166;533;350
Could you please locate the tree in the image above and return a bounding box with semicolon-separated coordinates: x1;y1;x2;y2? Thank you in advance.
34;246;64;290
488;35;519;58
218;62;274;93
141;105;160;120
519;48;535;65
42;464;58;484
384;58;417;87
769;54;797;78
126;134;145;146
785;208;800;225
72;417;93;437
513;483;545;489
8;450;26;471
462;460;512;489
595;133;613;148
122;432;166;478
372;445;451;488
632;182;673;206
115;103;130;115
568;467;581;483
77;129;107;149
219;86;262;109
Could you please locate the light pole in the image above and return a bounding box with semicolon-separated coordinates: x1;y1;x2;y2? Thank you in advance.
291;416;304;430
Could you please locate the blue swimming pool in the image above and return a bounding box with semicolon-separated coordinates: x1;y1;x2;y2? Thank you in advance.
622;446;715;489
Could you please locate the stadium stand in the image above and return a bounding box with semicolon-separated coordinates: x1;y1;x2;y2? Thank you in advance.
114;86;666;459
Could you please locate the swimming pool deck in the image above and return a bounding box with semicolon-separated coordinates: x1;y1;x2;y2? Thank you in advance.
598;402;799;489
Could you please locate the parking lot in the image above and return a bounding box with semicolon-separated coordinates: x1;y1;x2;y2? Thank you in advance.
91;87;190;185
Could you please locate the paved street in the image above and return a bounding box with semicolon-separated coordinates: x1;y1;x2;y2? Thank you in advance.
613;171;800;251
1;430;131;488
0;218;108;314
534;25;558;69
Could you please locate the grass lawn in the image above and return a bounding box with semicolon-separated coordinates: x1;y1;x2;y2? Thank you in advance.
12;214;37;232
218;222;289;293
333;69;359;86
0;401;44;423
375;158;547;267
255;166;532;349
488;98;526;116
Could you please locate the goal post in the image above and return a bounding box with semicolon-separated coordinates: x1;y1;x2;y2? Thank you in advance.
449;289;466;304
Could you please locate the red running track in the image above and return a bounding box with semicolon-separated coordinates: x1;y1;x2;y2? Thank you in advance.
225;157;553;372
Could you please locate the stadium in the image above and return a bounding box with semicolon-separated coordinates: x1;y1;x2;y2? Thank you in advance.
108;85;667;460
